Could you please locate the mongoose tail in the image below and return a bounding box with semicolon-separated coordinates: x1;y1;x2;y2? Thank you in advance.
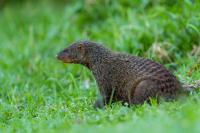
182;80;200;91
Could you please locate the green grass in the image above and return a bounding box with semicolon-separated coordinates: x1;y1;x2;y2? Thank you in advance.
0;1;200;132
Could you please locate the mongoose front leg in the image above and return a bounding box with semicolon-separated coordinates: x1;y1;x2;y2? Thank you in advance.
93;76;113;108
132;80;159;104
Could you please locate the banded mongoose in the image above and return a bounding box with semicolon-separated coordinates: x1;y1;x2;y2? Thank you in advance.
57;41;200;108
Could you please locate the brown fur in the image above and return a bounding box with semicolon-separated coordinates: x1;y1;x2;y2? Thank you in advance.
57;41;182;108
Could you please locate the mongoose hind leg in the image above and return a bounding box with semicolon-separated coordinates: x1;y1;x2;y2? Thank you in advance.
132;80;159;104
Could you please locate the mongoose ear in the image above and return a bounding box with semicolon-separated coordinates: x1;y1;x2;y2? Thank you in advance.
78;43;84;50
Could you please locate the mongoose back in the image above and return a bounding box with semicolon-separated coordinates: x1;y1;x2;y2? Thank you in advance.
57;41;199;108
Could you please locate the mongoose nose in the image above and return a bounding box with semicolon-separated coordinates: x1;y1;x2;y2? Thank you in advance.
56;54;59;59
56;53;64;60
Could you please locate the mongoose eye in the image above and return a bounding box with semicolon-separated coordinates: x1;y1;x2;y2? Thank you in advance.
63;49;68;52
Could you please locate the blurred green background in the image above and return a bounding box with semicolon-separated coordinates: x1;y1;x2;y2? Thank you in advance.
0;0;200;133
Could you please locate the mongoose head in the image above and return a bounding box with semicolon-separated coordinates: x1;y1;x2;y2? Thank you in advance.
57;41;110;65
57;41;88;64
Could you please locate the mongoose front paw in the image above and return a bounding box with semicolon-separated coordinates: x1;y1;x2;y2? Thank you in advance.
94;99;105;109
